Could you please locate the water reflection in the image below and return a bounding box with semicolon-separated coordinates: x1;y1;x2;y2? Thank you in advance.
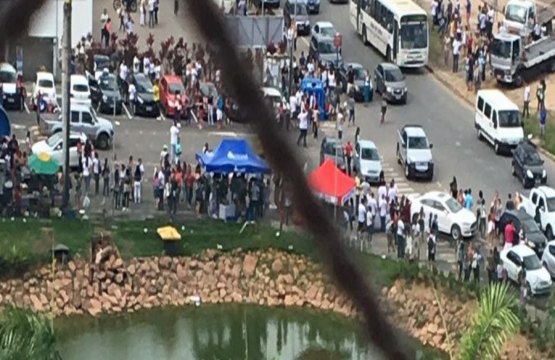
56;304;372;360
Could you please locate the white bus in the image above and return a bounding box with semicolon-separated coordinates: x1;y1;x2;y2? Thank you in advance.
350;0;429;68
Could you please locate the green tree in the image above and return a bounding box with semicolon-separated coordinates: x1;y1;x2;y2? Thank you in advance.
0;306;61;360
457;282;520;360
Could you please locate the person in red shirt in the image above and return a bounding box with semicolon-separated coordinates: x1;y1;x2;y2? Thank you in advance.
344;141;353;176
504;220;515;251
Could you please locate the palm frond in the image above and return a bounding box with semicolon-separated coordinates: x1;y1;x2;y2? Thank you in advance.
457;283;520;360
0;306;61;360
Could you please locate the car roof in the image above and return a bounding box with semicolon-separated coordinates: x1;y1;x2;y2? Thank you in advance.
518;141;540;156
476;89;519;110
70;74;88;83
70;104;92;111
357;139;377;149
262;87;281;97
163;75;183;84
422;191;450;200
315;21;334;28
507;244;536;257
345;62;364;69
36;72;54;80
503;208;533;221
536;186;555;198
403;125;426;137
380;62;401;71
0;63;16;73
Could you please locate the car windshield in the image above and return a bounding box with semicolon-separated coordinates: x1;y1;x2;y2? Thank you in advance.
361;147;379;160
490;39;512;58
523;254;542;270
523;149;542;165
38;79;54;88
200;83;217;98
400;16;428;49
408;136;428;149
293;4;308;15
99;76;117;91
169;83;185;95
136;77;153;93
46;132;62;147
498;110;521;127
445;197;463;213
0;70;16;83
73;84;88;92
320;26;335;37
522;219;541;234
505;4;527;23
385;68;404;82
326;143;344;157
318;41;335;54
352;67;365;80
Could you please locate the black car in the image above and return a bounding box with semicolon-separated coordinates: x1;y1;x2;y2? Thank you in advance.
512;140;547;188
338;63;373;102
498;208;547;256
131;73;159;117
96;74;123;115
284;1;310;36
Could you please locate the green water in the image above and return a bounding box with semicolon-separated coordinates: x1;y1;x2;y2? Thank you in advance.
55;304;446;360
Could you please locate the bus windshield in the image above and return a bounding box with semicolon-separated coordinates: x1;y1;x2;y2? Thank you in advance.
400;15;428;49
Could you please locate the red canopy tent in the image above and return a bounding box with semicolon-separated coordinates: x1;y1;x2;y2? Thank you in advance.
308;159;356;205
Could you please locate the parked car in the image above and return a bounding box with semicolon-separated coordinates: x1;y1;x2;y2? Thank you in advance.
309;35;343;68
320;137;346;171
354;139;382;184
284;0;310;36
262;86;287;110
31;132;87;169
311;21;336;39
520;186;555;239
96;73;123;114
396;125;433;180
93;54;112;73
130;73;159;117
159;75;187;117
338;63;372;102
500;244;552;296
32;71;57;110
410;191;477;241
70;74;92;107
511;139;547;188
542;240;555;278
374;63;407;104
40;104;114;150
0;63;20;110
497;208;547;256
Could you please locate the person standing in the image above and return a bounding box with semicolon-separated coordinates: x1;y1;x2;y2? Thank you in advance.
148;0;155;28
397;216;406;259
363;70;371;105
477;190;487;237
170;121;180;163
128;80;136;116
357;196;367;241
133;158;144;203
102;158;111;198
153;0;159;26
297;108;308;147
344;141;353;176
92;153;100;196
536;84;544;112
504;220;515;251
140;0;146;26
336;109;344;140
540;107;547;138
452;36;461;73
523;83;531;119
380;97;387;124
347;94;355;126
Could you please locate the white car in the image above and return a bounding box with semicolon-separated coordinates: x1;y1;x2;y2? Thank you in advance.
410;191;477;240
32;71;57;109
541;240;555;278
31;132;87;169
70;74;91;106
501;244;552;296
354;139;382;184
311;21;336;39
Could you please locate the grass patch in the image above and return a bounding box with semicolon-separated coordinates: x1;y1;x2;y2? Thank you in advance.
428;23;446;69
522;111;555;155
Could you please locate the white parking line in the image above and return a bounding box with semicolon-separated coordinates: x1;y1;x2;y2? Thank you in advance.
122;103;133;119
24;102;30;114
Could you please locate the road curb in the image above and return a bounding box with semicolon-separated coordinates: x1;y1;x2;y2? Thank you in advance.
425;64;555;162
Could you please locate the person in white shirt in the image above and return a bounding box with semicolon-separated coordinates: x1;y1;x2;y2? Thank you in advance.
148;0;156;28
366;201;375;243
357;197;367;239
128;81;137;115
170;121;180;163
297;109;308;147
125;15;134;35
139;0;146;26
387;179;398;201
523;83;531;118
92;153;101;196
328;69;336;93
396;218;406;259
143;57;150;76
378;194;388;232
133;158;145;203
452;38;461;73
82;156;92;197
119;62;128;86
133;55;140;74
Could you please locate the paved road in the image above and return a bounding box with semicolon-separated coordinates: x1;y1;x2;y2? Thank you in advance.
297;1;555;203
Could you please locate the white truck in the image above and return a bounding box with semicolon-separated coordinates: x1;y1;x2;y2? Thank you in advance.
502;0;554;38
520;186;555;239
490;31;555;86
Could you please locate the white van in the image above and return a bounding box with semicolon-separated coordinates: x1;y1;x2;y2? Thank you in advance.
70;74;91;106
475;89;524;154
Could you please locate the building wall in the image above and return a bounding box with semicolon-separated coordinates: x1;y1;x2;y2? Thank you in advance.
7;37;55;81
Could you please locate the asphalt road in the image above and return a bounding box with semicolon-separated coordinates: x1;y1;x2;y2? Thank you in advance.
298;0;555;203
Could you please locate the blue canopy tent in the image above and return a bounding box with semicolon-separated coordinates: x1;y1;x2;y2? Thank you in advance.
301;77;328;120
0;106;10;138
195;138;271;174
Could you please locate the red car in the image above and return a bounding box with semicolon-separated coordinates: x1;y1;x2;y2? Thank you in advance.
159;75;187;117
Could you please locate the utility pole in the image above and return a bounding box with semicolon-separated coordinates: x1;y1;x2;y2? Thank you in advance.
61;0;72;210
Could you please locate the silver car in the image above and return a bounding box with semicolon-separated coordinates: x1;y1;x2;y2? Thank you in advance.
354;140;382;184
374;63;408;104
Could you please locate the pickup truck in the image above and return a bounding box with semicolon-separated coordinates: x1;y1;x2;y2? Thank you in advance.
520;186;555;239
40;104;115;150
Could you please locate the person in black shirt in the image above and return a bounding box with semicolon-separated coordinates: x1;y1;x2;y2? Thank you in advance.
346;66;355;95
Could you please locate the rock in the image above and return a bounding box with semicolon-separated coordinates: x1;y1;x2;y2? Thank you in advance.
87;299;102;316
231;264;241;278
59;290;69;305
282;274;294;285
115;273;124;284
271;258;283;273
242;254;258;277
427;323;438;335
176;264;188;281
68;261;77;273
30;294;44;312
284;295;295;306
39;293;48;305
113;258;124;269
127;264;136;276
432;335;444;347
159;256;172;269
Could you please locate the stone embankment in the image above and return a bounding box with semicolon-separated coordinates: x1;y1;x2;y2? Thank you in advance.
0;248;545;358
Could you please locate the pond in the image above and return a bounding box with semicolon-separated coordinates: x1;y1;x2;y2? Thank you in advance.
55;304;446;360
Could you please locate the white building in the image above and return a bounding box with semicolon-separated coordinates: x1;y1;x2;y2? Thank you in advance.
5;0;92;79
